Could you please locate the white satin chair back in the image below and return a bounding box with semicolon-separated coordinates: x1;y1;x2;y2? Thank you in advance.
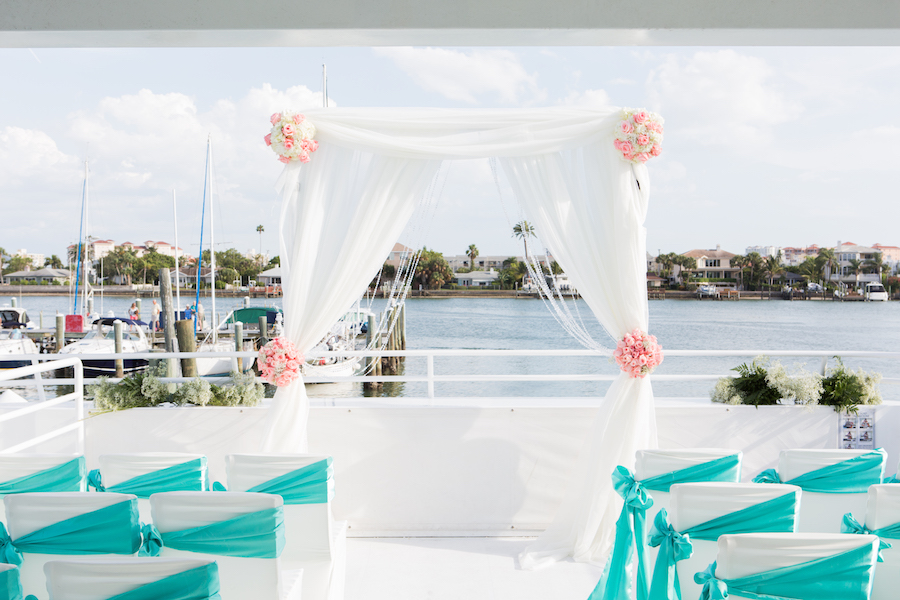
865;484;900;600
0;455;84;528
5;493;138;600
670;482;801;600
43;557;216;600
635;448;740;518
149;492;295;600
779;449;880;533
98;453;206;522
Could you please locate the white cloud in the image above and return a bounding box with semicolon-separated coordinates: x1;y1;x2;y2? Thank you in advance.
374;47;545;104
560;89;612;107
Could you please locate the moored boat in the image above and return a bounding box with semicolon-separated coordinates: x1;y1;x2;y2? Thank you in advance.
57;318;150;377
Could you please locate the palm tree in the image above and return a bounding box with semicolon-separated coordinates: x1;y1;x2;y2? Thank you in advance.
44;255;64;269
765;255;784;289
849;258;864;291
817;248;837;286
256;225;265;267
512;221;536;259
731;254;747;289
467;244;479;270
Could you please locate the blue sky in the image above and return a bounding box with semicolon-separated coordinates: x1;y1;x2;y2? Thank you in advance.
2;46;900;262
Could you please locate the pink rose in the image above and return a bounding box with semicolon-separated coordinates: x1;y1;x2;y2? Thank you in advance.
264;133;272;146
636;152;650;163
283;138;294;150
282;123;295;135
633;111;648;124
619;121;633;134
618;141;634;155
278;156;290;164
637;134;650;146
650;145;662;157
299;151;310;163
308;140;318;152
293;114;303;124
270;113;282;125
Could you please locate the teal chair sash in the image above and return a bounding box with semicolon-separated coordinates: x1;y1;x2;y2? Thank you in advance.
0;458;85;496
753;449;886;493
212;458;333;505
89;458;208;498
105;563;221;600
587;466;653;600
151;506;284;559
640;454;742;493
0;566;35;600
647;492;798;600
695;542;877;600
0;499;140;565
841;513;894;560
883;473;900;484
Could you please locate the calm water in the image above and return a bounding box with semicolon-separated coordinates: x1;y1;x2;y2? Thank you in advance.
6;295;900;400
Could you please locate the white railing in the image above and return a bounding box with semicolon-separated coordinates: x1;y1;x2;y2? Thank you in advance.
0;357;84;453
1;349;899;400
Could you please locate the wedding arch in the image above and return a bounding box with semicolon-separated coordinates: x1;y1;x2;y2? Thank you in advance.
261;106;662;567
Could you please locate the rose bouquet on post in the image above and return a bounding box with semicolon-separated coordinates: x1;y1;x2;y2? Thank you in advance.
265;112;318;164
613;109;664;164
258;337;303;387
613;328;664;378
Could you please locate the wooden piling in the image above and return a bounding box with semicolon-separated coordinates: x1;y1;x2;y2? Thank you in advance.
159;268;178;386
175;319;198;378
258;315;268;346
235;322;244;373
55;315;65;353
113;320;124;378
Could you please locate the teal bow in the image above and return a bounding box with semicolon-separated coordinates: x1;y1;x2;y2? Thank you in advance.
0;457;85;496
588;466;653;600
884;473;900;484
0;524;22;566
139;523;163;557
211;482;226;491
752;468;782;484
647;509;692;600
754;449;886;493
841;513;892;561
695;562;728;600
88;469;106;492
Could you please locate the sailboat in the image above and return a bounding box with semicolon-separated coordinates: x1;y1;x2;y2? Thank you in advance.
192;137;253;377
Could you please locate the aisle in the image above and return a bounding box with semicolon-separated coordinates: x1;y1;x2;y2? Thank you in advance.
344;537;603;599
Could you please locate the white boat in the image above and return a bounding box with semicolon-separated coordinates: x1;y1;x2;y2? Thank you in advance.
865;281;889;301
58;318;151;378
697;284;717;297
302;319;363;381
0;306;36;329
0;328;39;369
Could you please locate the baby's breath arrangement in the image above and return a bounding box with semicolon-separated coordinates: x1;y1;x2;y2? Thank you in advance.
90;365;264;412
711;356;881;413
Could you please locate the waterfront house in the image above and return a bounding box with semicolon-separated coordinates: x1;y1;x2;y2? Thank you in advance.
647;274;666;288
782;245;823;267
3;267;70;285
832;242;881;289
873;243;900;273
682;245;740;282
455;268;499;286
385;243;415;269
257;266;282;286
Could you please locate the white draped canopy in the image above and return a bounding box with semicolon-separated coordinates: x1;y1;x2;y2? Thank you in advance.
263;106;658;567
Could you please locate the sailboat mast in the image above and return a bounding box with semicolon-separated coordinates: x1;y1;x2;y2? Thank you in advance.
194;138;209;334
173;189;181;318
82;159;89;318
73;160;87;315
208;141;217;343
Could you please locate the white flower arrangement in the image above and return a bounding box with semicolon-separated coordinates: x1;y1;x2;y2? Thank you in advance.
614;108;664;164
264;112;318;164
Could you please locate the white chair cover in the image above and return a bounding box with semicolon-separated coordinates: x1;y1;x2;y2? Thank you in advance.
865;484;900;600
99;453;206;523
0;454;84;526
5;493;138;600
226;454;343;600
670;482;801;600
43;557;216;600
780;449;878;533
635;448;741;518
149;492;292;600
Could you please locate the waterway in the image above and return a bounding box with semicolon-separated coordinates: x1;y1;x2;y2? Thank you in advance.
5;295;899;401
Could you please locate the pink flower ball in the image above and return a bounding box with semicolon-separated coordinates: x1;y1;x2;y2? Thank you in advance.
270;113;282;125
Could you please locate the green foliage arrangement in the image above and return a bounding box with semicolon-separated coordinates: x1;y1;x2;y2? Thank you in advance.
91;364;264;412
711;356;881;413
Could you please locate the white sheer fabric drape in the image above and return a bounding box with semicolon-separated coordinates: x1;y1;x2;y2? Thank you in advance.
500;143;657;568
263;144;439;451
265;107;658;566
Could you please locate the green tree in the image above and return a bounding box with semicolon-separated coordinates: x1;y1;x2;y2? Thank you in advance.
817;248;837;285
512;220;536;258
217;266;240;285
848;258;864;289
467;244;479;270
266;255;280;268
550;260;564;275
140;248;176;284
414;248;453;289
500;257;528;289
765;255;784;289
102;247;140;285
4;255;32;274
256;224;265;266
44;254;64;269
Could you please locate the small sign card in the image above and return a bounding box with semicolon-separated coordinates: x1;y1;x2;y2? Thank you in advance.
840;410;875;450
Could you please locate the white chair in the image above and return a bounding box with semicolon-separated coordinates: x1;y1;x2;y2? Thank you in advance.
0;455;85;526
225;454;345;600
150;491;297;600
668;482;801;600
709;533;878;600
0;564;24;600
778;449;884;533
635;449;742;520
43;557;219;600
92;453;207;522
4;493;141;600
862;484;900;600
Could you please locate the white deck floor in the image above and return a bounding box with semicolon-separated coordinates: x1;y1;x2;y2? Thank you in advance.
345;537;604;600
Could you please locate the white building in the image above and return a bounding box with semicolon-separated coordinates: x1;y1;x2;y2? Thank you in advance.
745;245;782;259
14;249;44;269
455;269;500;286
832;242;881;288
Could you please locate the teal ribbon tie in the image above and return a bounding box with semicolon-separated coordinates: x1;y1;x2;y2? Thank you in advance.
754;449;886;493
106;563;221;600
695;542;877;600
647;493;798;600
0;499;141;563
139;523;163;558
211;482;226;492
841;513;893;561
245;458;334;505
640;454;742;493
883;473;900;484
160;506;285;559
0;565;25;600
0;457;85;496
89;458;208;498
588;466;654;600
